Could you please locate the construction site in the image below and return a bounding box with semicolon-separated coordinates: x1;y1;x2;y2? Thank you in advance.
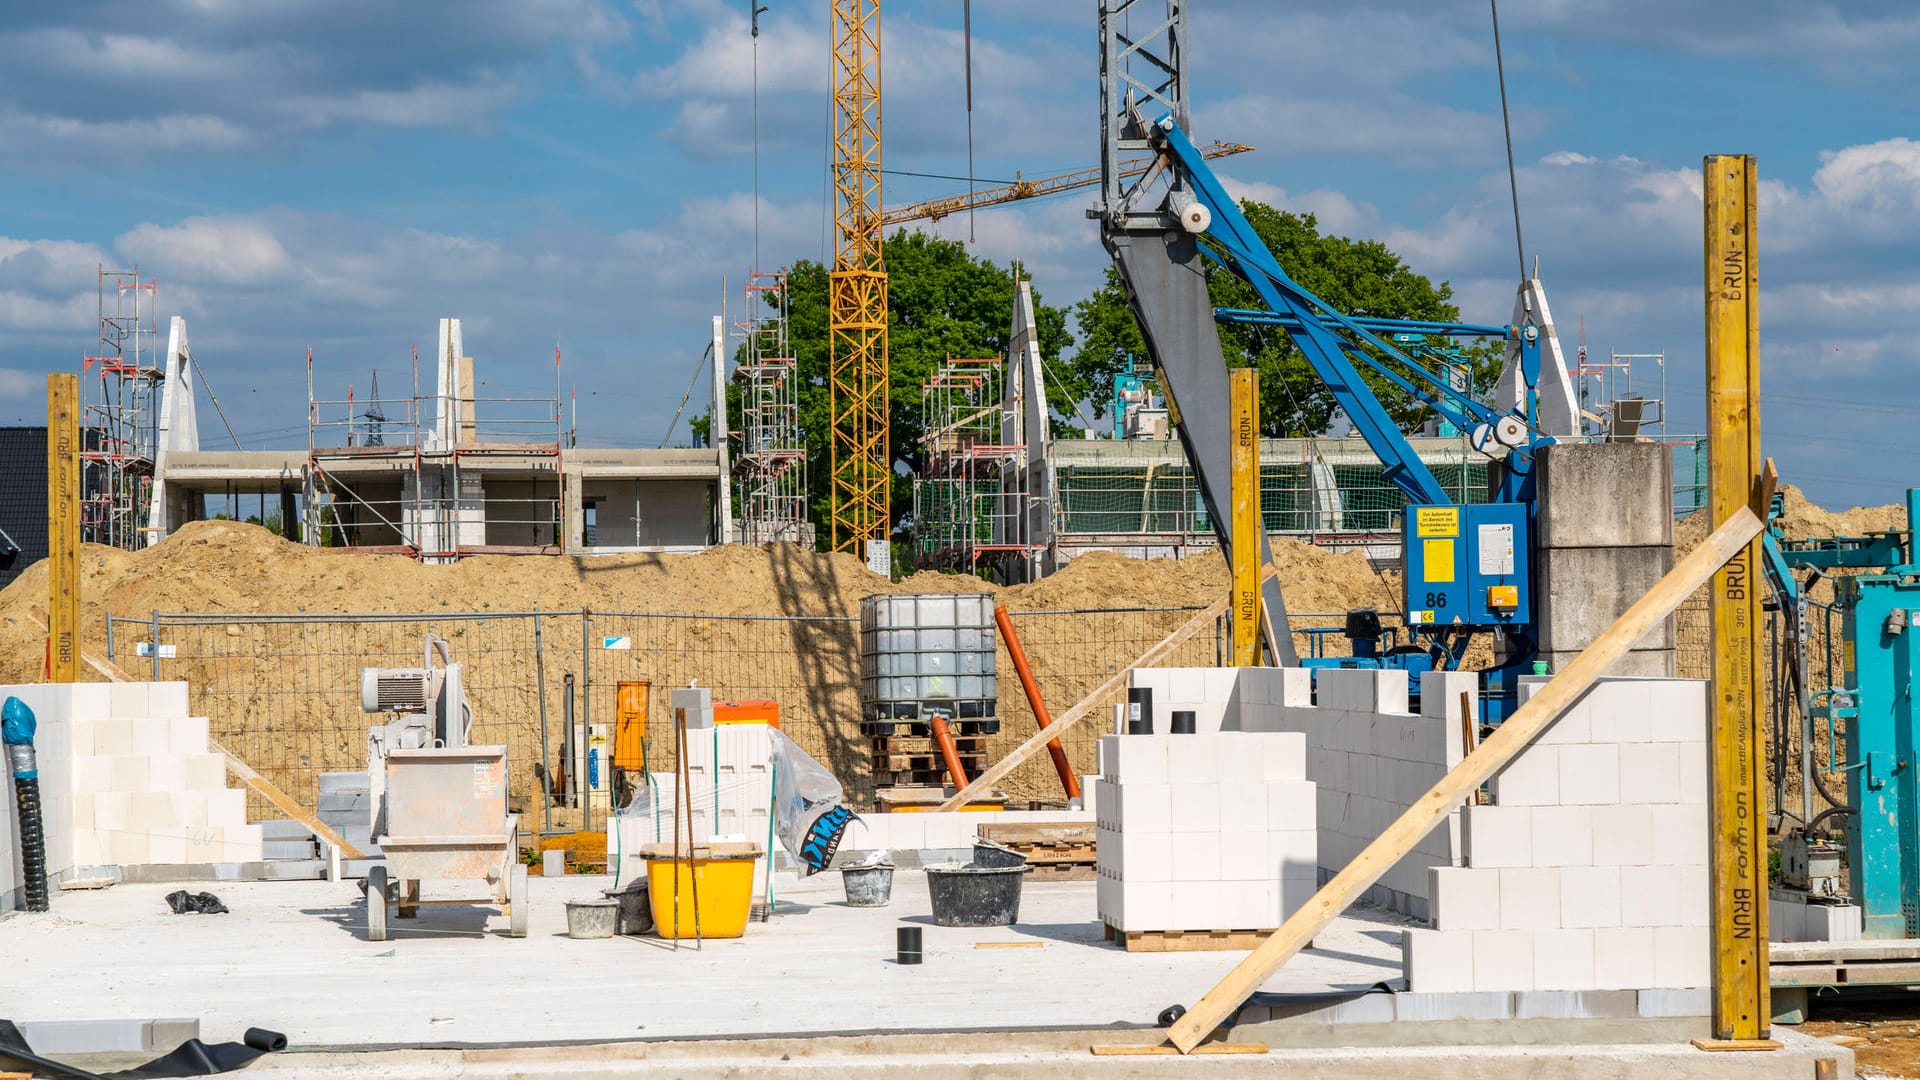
0;3;1901;1079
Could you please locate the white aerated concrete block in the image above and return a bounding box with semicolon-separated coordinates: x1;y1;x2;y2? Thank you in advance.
67;716;94;758
1168;783;1220;832
1807;903;1862;942
146;754;186;793
1652;803;1708;866
1266;781;1314;830
1430;866;1501;931
168;716;210;755
109;755;149;793
1219;831;1268;881
1100;735;1168;784
1464;805;1531;868
131;718;171;755
151;682;189;718
108;682;149;718
1677;865;1709;927
1490;744;1559;806
185;754;226;792
1558;866;1622;929
1471;929;1535;992
1590;803;1655;867
1619;865;1678;928
1170;832;1221;883
1263;733;1307;780
1653;925;1710;989
1218;778;1266;829
1533;928;1597;990
1497;868;1561;931
74;755;112;796
1587;681;1652;743
1403;928;1476;994
1556;744;1620;805
1530;805;1594;867
1166;737;1218;783
1270;828;1317;882
1592;926;1658;990
1617;743;1680;806
1677;741;1707;805
1108;830;1172;883
1648;680;1708;742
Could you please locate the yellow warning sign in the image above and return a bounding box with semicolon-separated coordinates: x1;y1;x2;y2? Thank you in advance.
1414;507;1459;537
1423;539;1456;583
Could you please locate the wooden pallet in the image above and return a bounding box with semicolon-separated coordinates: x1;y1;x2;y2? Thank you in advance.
979;822;1095;846
877;752;989;772
1104;923;1275;953
1025;861;1096;882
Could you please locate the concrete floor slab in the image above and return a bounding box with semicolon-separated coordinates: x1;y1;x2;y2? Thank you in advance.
0;870;1411;1047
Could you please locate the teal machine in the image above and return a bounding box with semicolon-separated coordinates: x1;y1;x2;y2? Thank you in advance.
1770;488;1920;938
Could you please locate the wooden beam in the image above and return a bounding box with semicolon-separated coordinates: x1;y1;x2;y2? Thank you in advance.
20;606;366;860
1701;151;1772;1046
1229;368;1261;667
1163;506;1764;1054
45;374;79;683
933;564;1277;813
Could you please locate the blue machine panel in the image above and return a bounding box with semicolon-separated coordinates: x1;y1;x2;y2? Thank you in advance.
1401;503;1530;631
1839;573;1920;939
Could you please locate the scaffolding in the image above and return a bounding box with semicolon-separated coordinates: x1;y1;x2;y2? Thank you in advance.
732;271;809;544
912;357;1029;574
80;268;162;549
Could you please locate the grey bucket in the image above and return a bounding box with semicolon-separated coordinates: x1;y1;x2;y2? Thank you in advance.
566;897;618;939
604;881;653;935
841;864;895;907
927;842;1027;927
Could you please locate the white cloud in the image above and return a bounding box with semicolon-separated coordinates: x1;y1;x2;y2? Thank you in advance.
117;217;294;285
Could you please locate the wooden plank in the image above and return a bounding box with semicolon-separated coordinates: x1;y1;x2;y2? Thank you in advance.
1703;152;1771;1043
1163;506;1764;1054
978;823;1095;846
1229;367;1261;667
934;564;1278;813
1090;1043;1267;1056
45;373;79;683
1121;927;1275;953
19;606;366;860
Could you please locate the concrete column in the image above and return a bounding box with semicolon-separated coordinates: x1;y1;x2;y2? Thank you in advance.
1533;442;1676;676
711;315;731;544
563;468;584;551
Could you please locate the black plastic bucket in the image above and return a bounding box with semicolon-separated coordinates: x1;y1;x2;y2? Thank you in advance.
841;864;895;907
928;842;1027;927
603;881;653;936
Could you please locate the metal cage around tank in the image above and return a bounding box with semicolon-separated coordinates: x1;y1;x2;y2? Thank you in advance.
858;593;999;736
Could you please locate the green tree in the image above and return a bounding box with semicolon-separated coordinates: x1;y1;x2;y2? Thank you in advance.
1068;204;1501;437
731;232;1071;547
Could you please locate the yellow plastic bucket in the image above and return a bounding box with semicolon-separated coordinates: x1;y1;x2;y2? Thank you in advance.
640;842;762;939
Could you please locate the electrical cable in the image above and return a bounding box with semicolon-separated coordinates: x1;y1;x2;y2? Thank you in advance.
1489;0;1526;280
964;0;976;242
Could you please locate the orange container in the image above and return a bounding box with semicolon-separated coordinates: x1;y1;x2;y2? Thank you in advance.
713;698;780;728
614;680;649;770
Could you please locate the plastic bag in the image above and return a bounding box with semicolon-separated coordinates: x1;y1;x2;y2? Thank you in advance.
165;890;229;915
767;728;857;875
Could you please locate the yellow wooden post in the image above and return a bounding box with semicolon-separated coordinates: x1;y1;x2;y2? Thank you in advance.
46;373;80;684
1698;153;1775;1051
1229;368;1261;667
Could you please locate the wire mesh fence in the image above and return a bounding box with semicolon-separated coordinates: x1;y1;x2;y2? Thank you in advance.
112;604;1397;830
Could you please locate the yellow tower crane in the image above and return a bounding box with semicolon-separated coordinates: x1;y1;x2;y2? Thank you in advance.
828;0;889;556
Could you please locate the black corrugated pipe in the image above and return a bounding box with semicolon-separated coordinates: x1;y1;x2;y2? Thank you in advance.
3;696;48;913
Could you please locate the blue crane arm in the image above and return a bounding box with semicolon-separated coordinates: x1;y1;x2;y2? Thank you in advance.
1153;116;1545;506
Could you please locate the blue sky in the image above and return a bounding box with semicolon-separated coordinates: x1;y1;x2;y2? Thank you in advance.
1;1;1918;508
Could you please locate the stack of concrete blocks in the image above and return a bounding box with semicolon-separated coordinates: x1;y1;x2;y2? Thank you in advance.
317;771;377;854
1401;677;1711;993
607;722;775;905
65;682;263;868
1094;729;1317;934
1235;666;1476;919
1534;442;1676;677
839;805;1096;858
1;680;263;905
1770;898;1862;943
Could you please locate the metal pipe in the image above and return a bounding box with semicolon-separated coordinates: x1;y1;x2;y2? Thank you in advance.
993;603;1078;800
150;609;160;681
562;672;576;811
581;608;592;832
929;714;970;790
534;609;551;834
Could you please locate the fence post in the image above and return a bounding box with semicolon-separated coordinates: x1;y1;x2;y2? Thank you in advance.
534;608;551;835
105;614;115;663
150;609;161;681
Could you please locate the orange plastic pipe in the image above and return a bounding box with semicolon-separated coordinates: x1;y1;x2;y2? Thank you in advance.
929;714;970;789
994;603;1082;801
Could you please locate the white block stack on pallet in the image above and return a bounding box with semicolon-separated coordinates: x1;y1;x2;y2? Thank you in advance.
1;680;263;891
608;723;776;903
1095;731;1316;933
1401;677;1711;993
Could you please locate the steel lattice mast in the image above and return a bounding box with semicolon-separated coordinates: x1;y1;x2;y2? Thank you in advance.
828;0;889;554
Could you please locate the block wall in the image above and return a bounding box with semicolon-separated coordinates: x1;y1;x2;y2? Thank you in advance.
1400;676;1711;994
2;680;265;908
1094;731;1315;933
1231;666;1477;917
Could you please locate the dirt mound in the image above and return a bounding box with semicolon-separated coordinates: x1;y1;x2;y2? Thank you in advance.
1676;484;1907;555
